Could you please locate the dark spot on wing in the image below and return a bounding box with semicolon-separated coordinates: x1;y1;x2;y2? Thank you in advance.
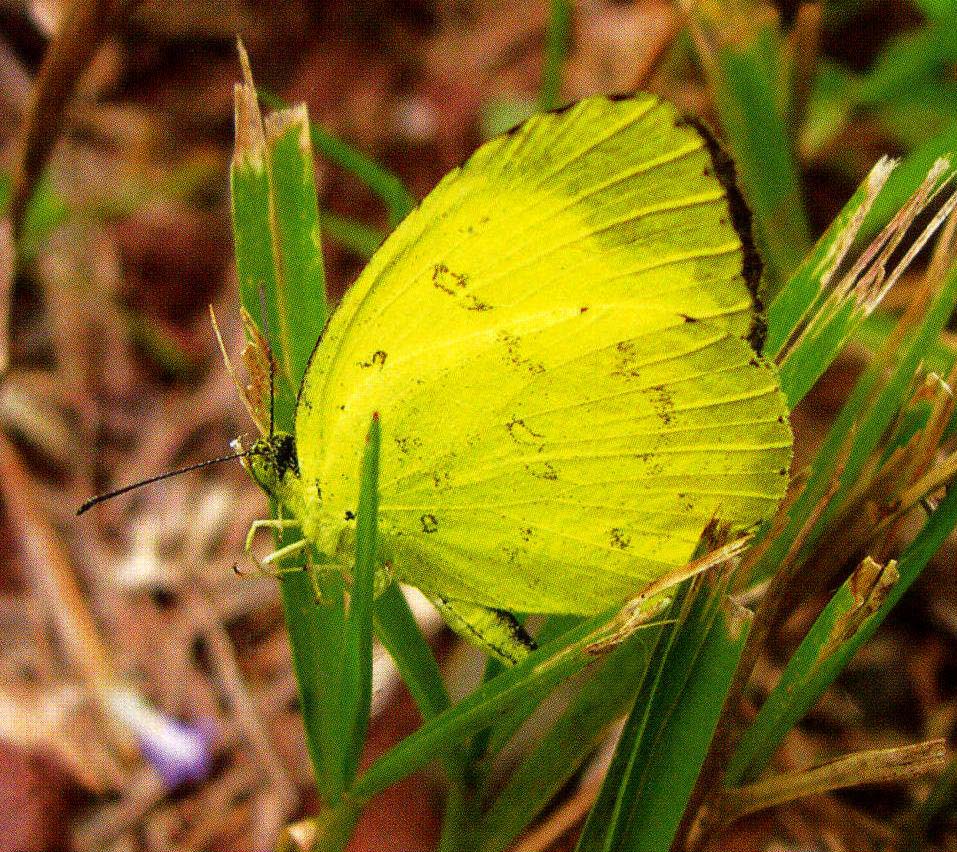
680;313;698;323
420;513;439;533
344;510;356;521
358;349;389;369
648;384;675;425
432;263;493;311
614;339;641;378
506;416;545;445
394;435;423;455
526;460;559;480
609;527;631;550
497;330;545;375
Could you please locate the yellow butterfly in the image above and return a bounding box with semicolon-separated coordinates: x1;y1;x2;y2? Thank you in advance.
239;94;792;663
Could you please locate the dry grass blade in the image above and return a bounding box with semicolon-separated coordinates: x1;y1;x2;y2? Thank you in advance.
816;556;899;660
232;40;266;171
239;306;276;435
678;471;846;849
8;0;135;238
585;524;751;654
786;160;957;365
718;739;947;825
0;431;136;757
0;220;11;373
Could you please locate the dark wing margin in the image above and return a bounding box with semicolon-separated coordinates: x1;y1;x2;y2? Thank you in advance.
681;115;766;354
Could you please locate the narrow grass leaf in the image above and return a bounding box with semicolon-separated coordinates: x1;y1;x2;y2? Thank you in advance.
725;741;946;823
539;0;571;111
751;216;957;588
350;614;614;803
479;636;651;852
906;754;957;850
373;584;450;721
863;123;957;237
576;577;751;852
264;105;328;385
773;160;956;408
231;50;342;802
320;210;385;259
729;485;957;786
258;89;415;228
765;157;894;361
338;415;381;795
855;26;957;108
710;30;812;287
801;258;957;535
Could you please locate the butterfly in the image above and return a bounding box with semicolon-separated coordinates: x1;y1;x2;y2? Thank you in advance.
236;94;792;663
81;94;792;664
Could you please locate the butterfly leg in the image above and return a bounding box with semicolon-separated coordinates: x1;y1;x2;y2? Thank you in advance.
245;518;299;552
243;519;309;578
428;595;537;665
585;594;673;655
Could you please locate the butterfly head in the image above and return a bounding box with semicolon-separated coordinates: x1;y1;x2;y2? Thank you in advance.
243;431;300;499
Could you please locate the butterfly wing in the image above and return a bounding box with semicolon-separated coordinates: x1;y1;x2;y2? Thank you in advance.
295;94;791;615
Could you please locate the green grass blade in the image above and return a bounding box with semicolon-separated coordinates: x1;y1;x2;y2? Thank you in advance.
709;28;812;289
373;584;450;721
0;171;69;265
349;615;614;803
863;123;957;237
539;0;571;112
855;25;957;109
337;414;381;795
765;157;893;361
478;637;651;852
263;105;328;385
804;261;957;519
320;210;385;259
258;89;415;228
231;84;280;374
753;263;957;586
906;755;957;850
231;54;342;803
575;578;751;852
857;311;955;377
463;616;581;769
773;161;956;409
728;486;957;786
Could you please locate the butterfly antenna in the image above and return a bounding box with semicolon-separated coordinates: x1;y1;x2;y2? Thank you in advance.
77;450;249;516
210;305;263;430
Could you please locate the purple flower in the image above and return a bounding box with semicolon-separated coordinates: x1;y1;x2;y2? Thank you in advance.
105;687;216;787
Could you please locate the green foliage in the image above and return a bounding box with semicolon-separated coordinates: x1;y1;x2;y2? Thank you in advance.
228;5;957;849
576;578;751;852
709;25;812;288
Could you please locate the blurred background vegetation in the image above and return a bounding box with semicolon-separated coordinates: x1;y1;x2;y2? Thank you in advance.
2;1;957;850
